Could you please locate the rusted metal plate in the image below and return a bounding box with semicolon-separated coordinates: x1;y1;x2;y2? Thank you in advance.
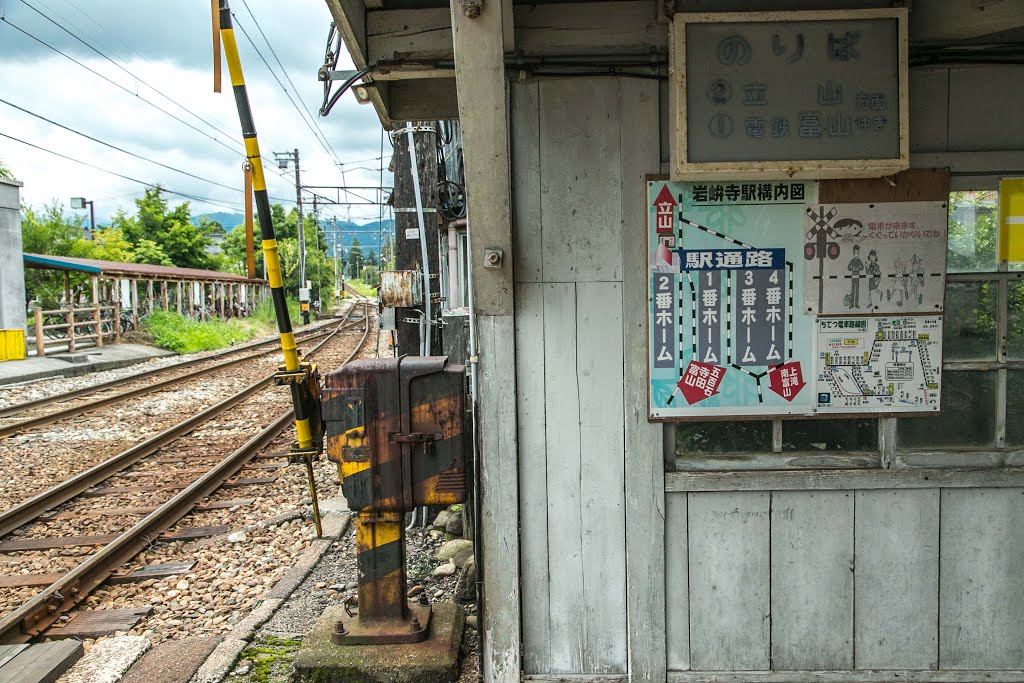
323;356;467;513
330;602;431;646
379;270;423;307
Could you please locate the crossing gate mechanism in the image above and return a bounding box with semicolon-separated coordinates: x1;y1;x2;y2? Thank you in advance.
322;356;468;644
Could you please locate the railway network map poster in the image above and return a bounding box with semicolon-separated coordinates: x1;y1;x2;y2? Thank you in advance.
647;180;817;419
814;316;942;412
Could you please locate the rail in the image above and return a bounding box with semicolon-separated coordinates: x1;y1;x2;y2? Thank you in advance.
0;301;373;643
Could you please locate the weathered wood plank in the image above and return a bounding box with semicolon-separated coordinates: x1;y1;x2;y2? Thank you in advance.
940;488;1024;669
475;315;521;682
688;491;770;671
665;494;689;671
577;282;626;673
666;468;1024;492
539;79;622;284
511;81;543;284
771;491;854;670
513;2;667;56
42;499;253;520
368;8;452;62
0;526;227;552
0;640;82;683
543;282;584;673
621;80;666;683
855;489;939;669
42;607;152;640
675;453;879;471
515;282;550;674
0;645;27;670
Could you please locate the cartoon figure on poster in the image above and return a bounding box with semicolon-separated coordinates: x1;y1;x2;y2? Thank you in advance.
647;180;816;419
803;202;947;316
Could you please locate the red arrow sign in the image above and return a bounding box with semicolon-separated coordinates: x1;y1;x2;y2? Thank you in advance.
768;361;806;402
653;185;677;235
678;360;726;405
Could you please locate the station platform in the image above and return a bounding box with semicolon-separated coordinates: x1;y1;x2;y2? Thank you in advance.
0;343;175;386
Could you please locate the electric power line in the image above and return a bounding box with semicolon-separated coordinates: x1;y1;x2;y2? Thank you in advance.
238;0;344;166
1;131;245;212
230;12;346;180
0;16;244;158
0;96;243;193
20;0;244;150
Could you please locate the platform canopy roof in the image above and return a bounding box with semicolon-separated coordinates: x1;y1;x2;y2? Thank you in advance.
23;254;265;284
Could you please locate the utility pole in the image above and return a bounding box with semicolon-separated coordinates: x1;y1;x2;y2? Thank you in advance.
392;126;440;357
274;149;305;286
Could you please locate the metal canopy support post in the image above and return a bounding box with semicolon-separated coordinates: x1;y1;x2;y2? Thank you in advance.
449;1;521;681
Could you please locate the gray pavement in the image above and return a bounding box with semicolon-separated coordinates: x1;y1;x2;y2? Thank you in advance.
0;343;175;386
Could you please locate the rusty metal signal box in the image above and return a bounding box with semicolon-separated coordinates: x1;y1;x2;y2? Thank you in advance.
322;356;467;644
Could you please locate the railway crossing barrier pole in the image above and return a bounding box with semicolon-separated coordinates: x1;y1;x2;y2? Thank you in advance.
34;308;44;357
219;0;327;539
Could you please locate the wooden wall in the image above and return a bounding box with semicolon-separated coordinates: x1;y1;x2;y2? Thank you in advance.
666;486;1024;674
512;77;661;675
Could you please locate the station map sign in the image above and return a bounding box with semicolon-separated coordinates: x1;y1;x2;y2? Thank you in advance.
647;180;944;420
671;9;908;180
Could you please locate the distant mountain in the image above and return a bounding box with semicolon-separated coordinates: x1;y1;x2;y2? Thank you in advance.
193;212;245;229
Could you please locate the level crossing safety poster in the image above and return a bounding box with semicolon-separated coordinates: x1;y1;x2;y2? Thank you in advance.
647;180;945;420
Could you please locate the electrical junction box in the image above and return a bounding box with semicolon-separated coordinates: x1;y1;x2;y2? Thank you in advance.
298;287;311;303
322;356;467;512
379;271;423;308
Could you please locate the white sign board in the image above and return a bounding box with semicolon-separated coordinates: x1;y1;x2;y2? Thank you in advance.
671;8;908;180
814;316;941;413
803;201;948;316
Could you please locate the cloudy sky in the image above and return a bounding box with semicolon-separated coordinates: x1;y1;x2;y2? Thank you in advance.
0;0;390;225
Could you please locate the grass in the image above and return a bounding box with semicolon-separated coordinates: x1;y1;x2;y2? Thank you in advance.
345;279;378;298
143;311;256;354
142;298;306;354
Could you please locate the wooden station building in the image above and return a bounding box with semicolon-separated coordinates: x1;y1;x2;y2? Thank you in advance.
322;1;1024;681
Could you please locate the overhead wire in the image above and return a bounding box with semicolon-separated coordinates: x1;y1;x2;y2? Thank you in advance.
0;16;244;158
0;97;302;205
0;96;245;193
0;132;245;212
230;11;346;180
238;0;344;166
19;0;244;148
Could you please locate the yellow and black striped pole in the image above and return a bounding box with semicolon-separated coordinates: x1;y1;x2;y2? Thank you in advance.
219;1;322;535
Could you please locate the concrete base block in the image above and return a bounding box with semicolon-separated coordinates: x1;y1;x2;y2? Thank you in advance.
293;602;465;683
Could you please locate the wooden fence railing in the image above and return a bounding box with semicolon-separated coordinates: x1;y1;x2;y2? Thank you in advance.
29;303;124;357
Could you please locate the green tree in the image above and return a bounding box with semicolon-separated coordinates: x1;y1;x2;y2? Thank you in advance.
20;203;91;306
0;159;12;180
112;187;214;269
366;249;378;267
380;235;395;270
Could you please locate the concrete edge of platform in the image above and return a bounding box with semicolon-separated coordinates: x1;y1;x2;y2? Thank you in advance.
0;346;177;386
188;508;353;683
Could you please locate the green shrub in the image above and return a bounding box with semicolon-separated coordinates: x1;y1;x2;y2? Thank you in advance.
251;297;300;326
143;310;255;354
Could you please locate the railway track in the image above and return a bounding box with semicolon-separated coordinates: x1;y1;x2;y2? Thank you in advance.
0;301;374;644
0;305;362;438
